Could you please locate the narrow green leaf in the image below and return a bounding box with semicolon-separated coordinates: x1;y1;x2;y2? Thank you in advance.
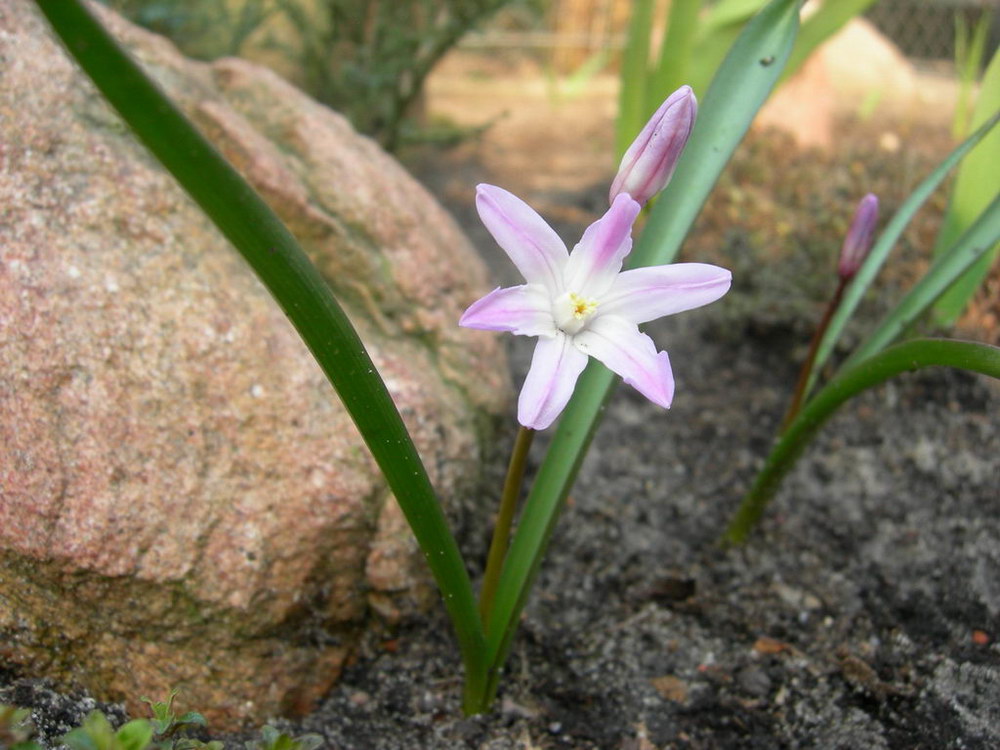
781;0;878;82
616;0;656;157
702;0;768;31
723;338;1000;544
933;47;1000;323
810;112;1000;391
687;24;745;96
481;0;803;689
650;0;701;106
845;192;1000;367
952;9;992;138
33;0;486;686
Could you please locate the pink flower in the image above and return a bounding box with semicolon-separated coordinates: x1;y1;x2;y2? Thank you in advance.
460;184;731;430
838;193;879;280
609;85;697;206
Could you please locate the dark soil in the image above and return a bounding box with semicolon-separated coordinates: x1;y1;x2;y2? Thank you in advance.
3;104;998;749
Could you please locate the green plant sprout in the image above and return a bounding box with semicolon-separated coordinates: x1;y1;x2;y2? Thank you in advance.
933;45;1000;324
33;0;1000;718
952;6;994;139
2;693;323;750
140;691;222;750
62;711;155;750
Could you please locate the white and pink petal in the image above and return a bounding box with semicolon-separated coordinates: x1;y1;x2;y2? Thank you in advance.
599;263;731;325
573;315;674;409
476;184;568;294
459;284;556;337
517;333;590;430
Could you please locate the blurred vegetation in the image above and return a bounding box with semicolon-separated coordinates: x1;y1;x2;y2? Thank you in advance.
99;0;539;150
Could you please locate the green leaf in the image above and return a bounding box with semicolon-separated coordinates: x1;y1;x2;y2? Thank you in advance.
723;338;1000;543
115;720;155;750
473;0;804;708
810;112;1000;391
616;0;656;156
174;712;207;728
650;0;701;107
63;712;114;750
932;46;1000;323
140;691;175;734
845;192;1000;367
703;0;768;30
33;0;486;692
781;0;878;82
952;8;993;138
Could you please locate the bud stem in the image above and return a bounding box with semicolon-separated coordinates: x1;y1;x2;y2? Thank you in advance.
780;277;848;432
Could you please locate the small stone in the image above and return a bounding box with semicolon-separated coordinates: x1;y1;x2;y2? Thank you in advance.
736;666;772;698
349;691;370;707
650;675;689;704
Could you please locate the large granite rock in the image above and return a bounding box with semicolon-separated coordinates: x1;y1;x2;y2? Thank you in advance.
0;0;510;728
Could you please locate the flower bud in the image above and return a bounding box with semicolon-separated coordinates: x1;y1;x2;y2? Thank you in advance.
609;85;697;206
838;193;879;280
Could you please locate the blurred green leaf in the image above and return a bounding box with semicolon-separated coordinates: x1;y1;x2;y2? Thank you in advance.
116;720;155;750
616;0;656;156
781;0;877;82
703;0;767;30
651;0;701;109
933;47;1000;323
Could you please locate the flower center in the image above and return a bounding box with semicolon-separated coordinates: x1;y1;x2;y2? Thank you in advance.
553;291;598;335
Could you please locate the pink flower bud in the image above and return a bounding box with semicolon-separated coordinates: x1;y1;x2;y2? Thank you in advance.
838;193;879;280
609;85;697;206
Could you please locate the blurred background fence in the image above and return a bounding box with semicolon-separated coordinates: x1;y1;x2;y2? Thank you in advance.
100;0;998;148
476;0;999;71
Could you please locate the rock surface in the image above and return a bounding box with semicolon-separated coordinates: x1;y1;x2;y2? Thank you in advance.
0;0;509;728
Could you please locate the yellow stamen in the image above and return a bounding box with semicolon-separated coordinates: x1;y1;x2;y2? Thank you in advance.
570;292;598;320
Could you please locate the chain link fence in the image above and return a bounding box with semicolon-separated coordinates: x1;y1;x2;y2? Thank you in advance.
865;0;999;63
478;0;999;72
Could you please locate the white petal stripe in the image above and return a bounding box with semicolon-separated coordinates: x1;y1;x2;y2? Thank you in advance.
599;263;731;325
573;315;674;408
518;334;590;430
459;285;556;337
476;184;568;294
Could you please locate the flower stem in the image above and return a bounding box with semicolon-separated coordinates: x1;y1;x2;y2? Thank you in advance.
780;277;847;432
478;426;535;629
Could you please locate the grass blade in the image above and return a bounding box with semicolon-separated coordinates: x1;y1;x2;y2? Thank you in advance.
723;338;1000;544
845;192;1000;367
616;0;656;157
932;47;1000;323
480;0;804;694
34;0;486;687
780;0;878;83
810;112;1000;390
651;0;702;107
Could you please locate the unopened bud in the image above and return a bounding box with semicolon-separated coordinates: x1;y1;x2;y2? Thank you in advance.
610;85;697;206
838;193;879;280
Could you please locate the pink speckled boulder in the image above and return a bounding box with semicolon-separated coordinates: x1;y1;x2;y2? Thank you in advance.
0;0;509;728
